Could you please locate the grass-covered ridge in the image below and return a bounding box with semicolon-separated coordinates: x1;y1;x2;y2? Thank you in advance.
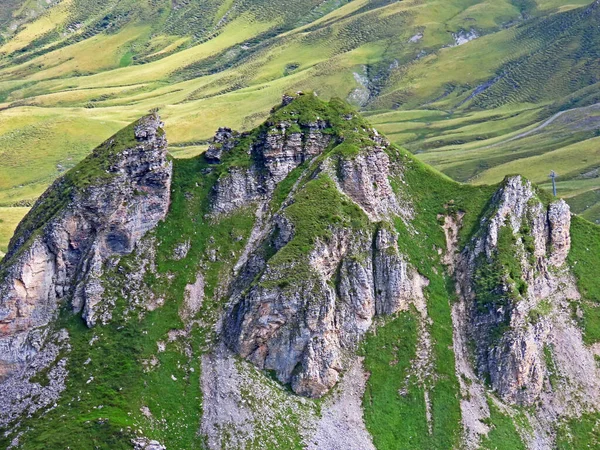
0;206;28;256
569;216;600;303
0;114;160;269
568;215;600;344
1;152;257;449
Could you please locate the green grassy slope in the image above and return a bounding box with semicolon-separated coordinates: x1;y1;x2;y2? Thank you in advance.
0;0;598;253
0;207;29;257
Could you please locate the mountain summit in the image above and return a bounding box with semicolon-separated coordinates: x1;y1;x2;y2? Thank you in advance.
1;94;599;449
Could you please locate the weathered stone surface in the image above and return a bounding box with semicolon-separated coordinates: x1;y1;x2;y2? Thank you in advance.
548;200;571;266
211;166;263;216
205;127;239;163
132;437;167;450
458;176;576;405
209;97;430;398
0;114;172;382
0;329;70;429
225;219;428;398
181;272;205;321
335;142;400;221
210;115;331;216
373;224;414;315
302;357;376;450
215;97;432;398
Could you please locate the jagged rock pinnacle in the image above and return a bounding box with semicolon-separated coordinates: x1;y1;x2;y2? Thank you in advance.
0;114;172;389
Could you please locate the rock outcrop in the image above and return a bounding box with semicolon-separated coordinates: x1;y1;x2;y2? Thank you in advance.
225;221;426;398
0;114;171;381
220;98;424;397
205;127;239;163
458;176;576;405
333;138;401;221
210;117;332;216
0;329;70;428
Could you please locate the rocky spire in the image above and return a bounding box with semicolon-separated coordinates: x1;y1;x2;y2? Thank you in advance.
0;114;172;383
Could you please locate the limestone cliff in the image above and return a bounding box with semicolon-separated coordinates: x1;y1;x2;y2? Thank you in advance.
457;177;586;406
210;95;422;397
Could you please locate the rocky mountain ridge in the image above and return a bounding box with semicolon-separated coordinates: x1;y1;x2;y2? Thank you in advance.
0;114;171;429
0;94;599;449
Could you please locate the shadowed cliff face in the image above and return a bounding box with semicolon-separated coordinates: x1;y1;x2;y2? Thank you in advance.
0;94;599;449
0;114;172;382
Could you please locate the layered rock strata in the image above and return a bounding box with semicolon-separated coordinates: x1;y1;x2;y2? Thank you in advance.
218;102;421;397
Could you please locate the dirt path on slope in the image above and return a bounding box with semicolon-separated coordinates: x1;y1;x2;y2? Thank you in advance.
483;110;569;149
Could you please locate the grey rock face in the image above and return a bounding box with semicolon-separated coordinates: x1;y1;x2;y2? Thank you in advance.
210;119;331;216
217;109;426;398
226;223;426;398
211;166;263;216
0;329;70;429
205;127;239;163
374;224;414;315
181;272;204;321
459;176;574;405
548;200;571;266
132;437;167;450
0;114;172;382
335;141;400;221
225;210;423;398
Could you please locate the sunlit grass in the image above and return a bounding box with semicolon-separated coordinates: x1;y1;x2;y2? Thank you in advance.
0;207;29;254
0;0;598;239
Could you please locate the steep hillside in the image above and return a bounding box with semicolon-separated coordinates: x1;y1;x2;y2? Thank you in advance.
369;0;600;222
1;94;599;449
0;0;598;248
